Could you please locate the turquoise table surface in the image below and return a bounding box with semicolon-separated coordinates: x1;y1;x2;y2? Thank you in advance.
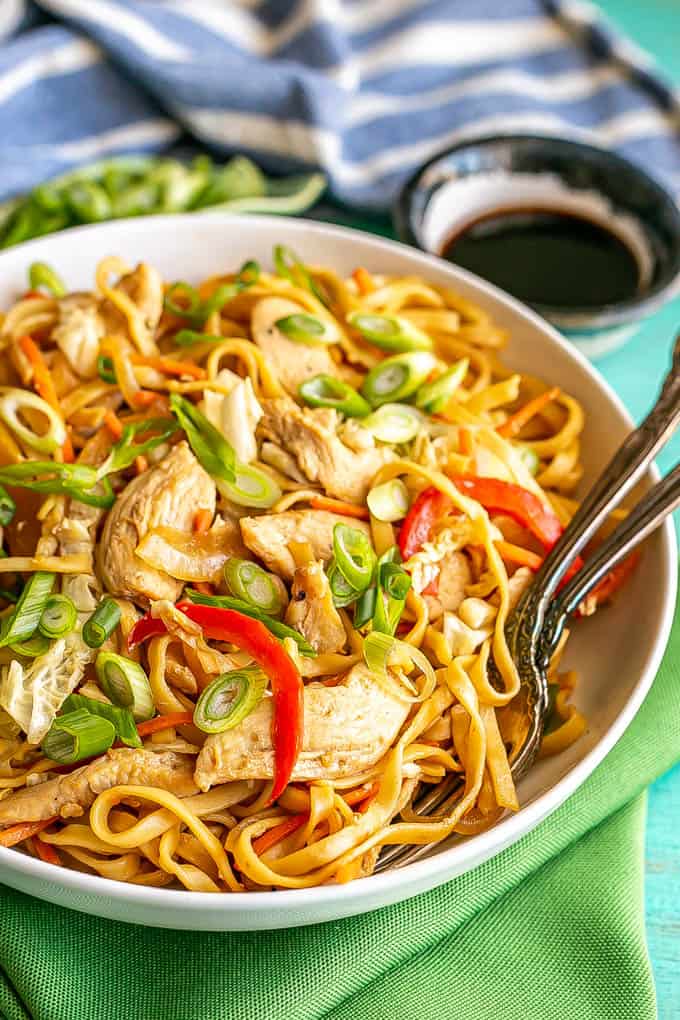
324;1;680;1012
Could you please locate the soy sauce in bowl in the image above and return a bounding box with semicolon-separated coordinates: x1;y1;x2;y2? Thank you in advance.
441;206;641;309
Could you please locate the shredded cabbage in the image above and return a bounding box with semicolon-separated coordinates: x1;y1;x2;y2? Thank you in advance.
0;632;93;743
201;368;263;464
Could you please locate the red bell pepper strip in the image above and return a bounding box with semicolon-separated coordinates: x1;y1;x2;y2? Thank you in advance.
576;549;640;616
129;602;303;805
399;487;454;561
453;476;563;547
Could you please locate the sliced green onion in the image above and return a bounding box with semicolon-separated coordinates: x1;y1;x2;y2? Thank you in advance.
38;594;77;639
367;479;410;522
415;358;469;413
347;312;432;352
327;559;361;608
362;403;424;444
361;352;437;408
518;446;540;476
0;571;54;647
196;156;266;207
237;260;260;286
63;692;141;748
224;558;284;615
362;631;436;701
273;244;326;304
201;282;240;319
164;282;203;321
183;590;316;656
97;354;117;383
194;667;267;734
218;462;281;509
353;586;377;628
28;262;66;298
10;632;51;658
0;485;16;526
82;597;121;649
97;417;177;478
333;523;376;593
0;388;67;454
42;709;115;764
169;393;236;486
275;313;337;346
372;547;411;636
174;330;227;347
65;181;111;222
95;651;155;721
0;462;114;508
298;374;371;417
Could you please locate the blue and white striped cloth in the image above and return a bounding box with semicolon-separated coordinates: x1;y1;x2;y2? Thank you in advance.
0;0;678;209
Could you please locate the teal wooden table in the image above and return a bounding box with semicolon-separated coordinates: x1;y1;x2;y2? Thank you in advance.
326;1;680;1010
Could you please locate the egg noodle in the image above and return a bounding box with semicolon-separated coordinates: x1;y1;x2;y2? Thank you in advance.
0;251;628;892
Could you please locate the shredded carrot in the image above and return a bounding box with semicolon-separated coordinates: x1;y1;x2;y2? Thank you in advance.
193;508;214;534
192;581;215;596
134;455;148;475
131;390;159;409
343;781;380;808
31;836;61;865
458;426;473;456
18;334;74;461
497;386;560;439
494;540;544;571
352;266;375;296
253;813;308;855
0;816;57;848
132;355;206;380
22;290;44;301
102;409;124;440
309;495;370;520
137;712;194;737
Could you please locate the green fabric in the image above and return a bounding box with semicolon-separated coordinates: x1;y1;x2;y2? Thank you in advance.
0;597;678;1020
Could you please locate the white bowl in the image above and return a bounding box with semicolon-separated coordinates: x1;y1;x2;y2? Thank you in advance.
0;215;675;930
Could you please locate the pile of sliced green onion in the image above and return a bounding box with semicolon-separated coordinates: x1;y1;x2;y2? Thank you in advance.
193;667;267;734
0;155;326;249
352;545;412;636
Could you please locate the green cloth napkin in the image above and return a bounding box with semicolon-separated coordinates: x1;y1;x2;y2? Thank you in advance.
0;593;678;1020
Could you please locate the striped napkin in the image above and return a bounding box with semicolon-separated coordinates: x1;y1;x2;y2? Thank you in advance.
0;1;679;209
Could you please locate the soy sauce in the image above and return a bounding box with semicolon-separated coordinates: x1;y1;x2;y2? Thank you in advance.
441;207;640;309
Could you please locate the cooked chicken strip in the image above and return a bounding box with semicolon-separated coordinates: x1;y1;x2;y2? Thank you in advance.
285;560;346;654
240;509;370;581
0;750;198;826
251;297;337;394
424;551;472;621
259;397;394;503
99;442;216;605
194;663;409;789
100;262;163;355
52;294;104;378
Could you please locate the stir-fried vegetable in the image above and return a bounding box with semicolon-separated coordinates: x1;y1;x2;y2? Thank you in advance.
95;652;155;721
367;479;410;522
129;602;303;804
224;559;285;616
327;560;361;608
0;462;115;508
362;403;424;443
298;375;371;417
399;486;453;561
10;633;51;658
363;631;435;698
415;358;469;413
82;597;121;649
38;595;77;639
62;692;141;748
372;548;411;635
361;352;437;407
0;486;15;526
0;388;67;454
28;262;66;297
97;418;177;478
181;590;316;656
218;461;281;509
169;393;236;485
193;667;267;734
347;312;433;352
333;523;376;593
0;572;54;648
275;313;337;346
42;708;115;764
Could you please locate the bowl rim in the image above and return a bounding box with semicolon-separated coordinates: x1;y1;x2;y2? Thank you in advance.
393;132;680;329
0;212;675;923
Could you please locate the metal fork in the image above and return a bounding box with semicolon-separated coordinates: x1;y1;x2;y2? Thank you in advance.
376;334;680;873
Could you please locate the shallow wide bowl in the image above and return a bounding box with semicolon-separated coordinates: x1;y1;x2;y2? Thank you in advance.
0;215;675;930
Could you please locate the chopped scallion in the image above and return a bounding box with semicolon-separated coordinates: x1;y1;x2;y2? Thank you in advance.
28;262;66;298
42;708;115;764
183;589;316;656
82;597;121;649
193;667;267;734
275;313;337;346
332;523;376;593
415;358;469;413
10;632;51;658
223;558;285;615
217;462;281;509
347;312;432;352
0;485;15;526
0;571;54;647
298;374;371;417
38;594;77;639
169;393;236;485
95;651;155;721
63;692;141;748
362;403;424;444
361;352;437;407
367;479;409;522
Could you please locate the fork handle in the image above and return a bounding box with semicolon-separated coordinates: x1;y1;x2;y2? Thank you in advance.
539;462;680;661
531;333;680;610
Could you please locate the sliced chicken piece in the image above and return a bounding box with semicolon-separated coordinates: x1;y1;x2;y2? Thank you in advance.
424;551;472;621
251;297;337;394
194;663;408;789
259;397;394;503
0;750;198;826
100;262;163;355
240;509;370;581
52;294;104;379
99;442;216;605
285;560;346;654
